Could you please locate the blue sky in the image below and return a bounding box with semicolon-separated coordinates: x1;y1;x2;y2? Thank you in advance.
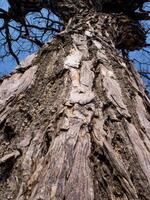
0;0;38;74
0;0;62;75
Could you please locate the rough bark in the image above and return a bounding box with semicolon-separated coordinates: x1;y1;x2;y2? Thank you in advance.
0;11;150;200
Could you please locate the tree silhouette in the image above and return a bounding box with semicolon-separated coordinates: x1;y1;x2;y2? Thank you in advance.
0;1;63;64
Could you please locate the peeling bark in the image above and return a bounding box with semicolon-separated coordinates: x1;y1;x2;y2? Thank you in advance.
0;12;150;200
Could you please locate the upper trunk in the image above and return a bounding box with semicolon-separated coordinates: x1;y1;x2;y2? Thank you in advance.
0;10;150;200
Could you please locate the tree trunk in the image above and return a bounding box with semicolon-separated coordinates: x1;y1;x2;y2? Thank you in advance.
0;11;150;200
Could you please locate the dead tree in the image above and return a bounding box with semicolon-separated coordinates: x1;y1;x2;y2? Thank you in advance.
0;1;150;199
